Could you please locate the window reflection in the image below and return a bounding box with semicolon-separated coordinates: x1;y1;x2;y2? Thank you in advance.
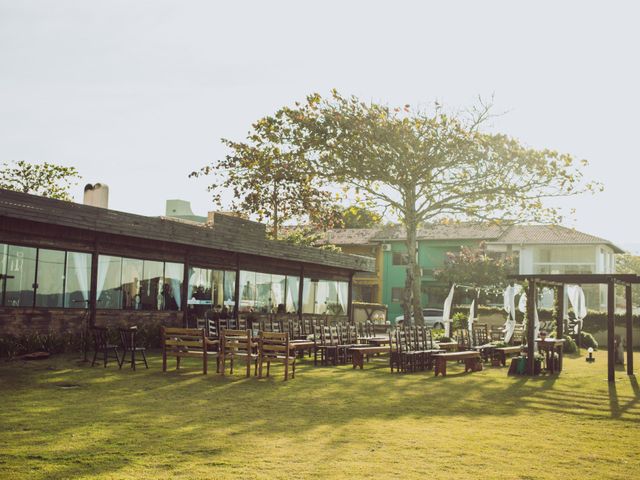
4;245;37;307
302;278;349;315
35;249;66;308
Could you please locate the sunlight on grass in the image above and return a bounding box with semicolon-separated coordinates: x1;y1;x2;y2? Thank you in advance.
1;349;639;479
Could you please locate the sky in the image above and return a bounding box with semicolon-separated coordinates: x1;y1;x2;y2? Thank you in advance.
1;1;638;248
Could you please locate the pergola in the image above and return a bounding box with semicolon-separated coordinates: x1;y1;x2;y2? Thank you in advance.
509;274;640;382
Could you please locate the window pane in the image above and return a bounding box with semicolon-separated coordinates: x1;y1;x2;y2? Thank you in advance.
97;255;122;309
223;270;236;316
239;270;256;313
336;281;349;315
140;260;163;310
4;245;37;307
188;267;213;304
255;272;272;313
35;249;66;308
0;244;7;304
121;258;143;309
163;262;183;311
302;278;314;314
65;252;91;308
285;275;300;313
315;279;332;314
271;274;287;314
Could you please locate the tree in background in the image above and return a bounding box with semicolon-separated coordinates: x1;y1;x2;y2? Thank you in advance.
616;254;640;305
434;243;518;304
340;205;382;228
280;91;600;324
190;115;340;238
0;160;81;201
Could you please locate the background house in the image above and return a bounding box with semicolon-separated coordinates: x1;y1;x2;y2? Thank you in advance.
322;224;623;319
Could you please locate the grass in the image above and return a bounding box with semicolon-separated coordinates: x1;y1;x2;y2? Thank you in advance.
1;350;639;480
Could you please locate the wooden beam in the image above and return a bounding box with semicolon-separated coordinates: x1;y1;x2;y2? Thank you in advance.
347;272;354;323
298;264;304;322
526;279;536;376
607;279;615;383
556;284;565;372
181;251;190;328
626;284;634;375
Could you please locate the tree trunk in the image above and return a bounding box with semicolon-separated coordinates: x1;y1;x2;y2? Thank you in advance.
404;215;424;325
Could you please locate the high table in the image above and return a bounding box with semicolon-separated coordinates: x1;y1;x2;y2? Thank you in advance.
536;338;565;373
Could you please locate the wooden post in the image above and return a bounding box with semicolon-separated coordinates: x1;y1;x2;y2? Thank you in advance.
182;251;190;328
626;284;633;375
298;265;304;322
234;253;241;320
556;284;565;371
526;279;536;376
347;272;354;323
86;245;99;362
607;279;615;383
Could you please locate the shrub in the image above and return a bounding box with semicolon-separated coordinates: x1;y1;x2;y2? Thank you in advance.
577;331;598;350
451;312;467;330
563;335;577;354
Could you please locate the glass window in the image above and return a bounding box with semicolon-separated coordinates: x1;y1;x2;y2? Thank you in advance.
163;262;183;311
4;245;37;307
255;272;273;313
222;270;236;313
65;251;91;308
140;260;163;310
121;258;143;309
97;255;122;309
188;267;213;305
35;249;66;308
285;275;300;313
391;287;404;303
239;270;257;313
392;252;408;266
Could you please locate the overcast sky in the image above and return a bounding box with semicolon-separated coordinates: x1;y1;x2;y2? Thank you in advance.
1;1;638;246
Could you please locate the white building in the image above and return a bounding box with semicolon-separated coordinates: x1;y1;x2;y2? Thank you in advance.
487;225;624;310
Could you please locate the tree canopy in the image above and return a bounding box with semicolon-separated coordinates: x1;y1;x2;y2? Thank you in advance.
0;160;81;201
190;115;340;238
279;91;600;323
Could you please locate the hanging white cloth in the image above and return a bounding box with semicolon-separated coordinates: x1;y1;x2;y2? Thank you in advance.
442;284;455;337
468;299;476;346
566;285;587;334
518;290;539;352
503;285;519;344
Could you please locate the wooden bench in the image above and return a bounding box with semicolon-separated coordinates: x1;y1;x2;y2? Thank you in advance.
162;327;219;375
433;351;482;376
494;346;522;366
348;346;389;369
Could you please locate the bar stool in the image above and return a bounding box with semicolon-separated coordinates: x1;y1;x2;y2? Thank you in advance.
118;326;148;370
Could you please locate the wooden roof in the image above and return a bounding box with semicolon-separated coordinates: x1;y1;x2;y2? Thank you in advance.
0;189;375;273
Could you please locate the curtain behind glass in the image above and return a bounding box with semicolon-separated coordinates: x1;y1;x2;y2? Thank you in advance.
35;249;65;308
302;278;315;314
97;255;122;309
223;270;236;310
239;270;256;313
140;260;163;310
285;276;300;313
4;245;37;307
337;281;349;315
164;262;183;310
65;252;90;307
121;258;143;309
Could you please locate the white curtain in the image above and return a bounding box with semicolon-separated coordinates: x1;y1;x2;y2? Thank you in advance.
503;284;521;344
271;280;283;310
315;280;329;314
337;281;348;315
96;255;115;306
285;276;299;312
567;284;587;334
70;252;90;303
442;284;455;337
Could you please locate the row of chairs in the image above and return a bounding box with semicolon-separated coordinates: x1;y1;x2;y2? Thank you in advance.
162;327;297;380
389;325;442;373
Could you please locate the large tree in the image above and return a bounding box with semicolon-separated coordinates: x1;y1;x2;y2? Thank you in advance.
0;160;81;201
190;116;339;238
279;92;599;324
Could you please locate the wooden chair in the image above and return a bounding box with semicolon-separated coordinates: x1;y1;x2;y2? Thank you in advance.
91;326;121;368
454;328;472;351
473;323;490;346
220;328;258;377
313;325;339;366
258;331;296;380
162;327;219;374
118;326;148;370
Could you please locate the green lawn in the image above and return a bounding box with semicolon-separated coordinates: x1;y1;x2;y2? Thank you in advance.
1;350;639;479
